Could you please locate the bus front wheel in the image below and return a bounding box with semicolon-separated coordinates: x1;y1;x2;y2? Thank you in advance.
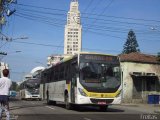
65;94;72;110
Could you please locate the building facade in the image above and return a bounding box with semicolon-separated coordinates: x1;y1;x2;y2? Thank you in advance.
64;0;82;55
119;52;160;103
47;55;64;66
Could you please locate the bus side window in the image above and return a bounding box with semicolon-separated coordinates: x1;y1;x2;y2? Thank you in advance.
51;68;54;82
54;66;59;81
66;63;71;84
59;64;65;80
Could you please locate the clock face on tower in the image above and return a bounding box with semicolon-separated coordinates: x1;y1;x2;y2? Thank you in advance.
71;14;77;23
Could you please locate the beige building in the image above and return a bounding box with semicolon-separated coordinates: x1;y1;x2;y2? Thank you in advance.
64;0;82;55
47;55;64;66
119;52;160;103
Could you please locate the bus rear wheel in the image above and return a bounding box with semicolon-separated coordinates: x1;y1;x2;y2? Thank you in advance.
47;94;51;105
65;94;72;110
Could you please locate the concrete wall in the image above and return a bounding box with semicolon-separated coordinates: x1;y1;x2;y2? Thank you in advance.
120;62;160;103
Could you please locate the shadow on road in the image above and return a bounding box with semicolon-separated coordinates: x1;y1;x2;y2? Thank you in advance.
10;104;45;110
45;102;124;112
10;101;45;110
10;100;124;113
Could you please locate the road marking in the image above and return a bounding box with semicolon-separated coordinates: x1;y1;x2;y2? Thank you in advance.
45;106;55;110
83;117;92;120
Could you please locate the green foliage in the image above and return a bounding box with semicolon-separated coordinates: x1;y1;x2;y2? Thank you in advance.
122;29;140;54
10;81;18;91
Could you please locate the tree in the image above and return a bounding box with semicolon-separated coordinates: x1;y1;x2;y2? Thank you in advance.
10;81;18;91
122;29;140;54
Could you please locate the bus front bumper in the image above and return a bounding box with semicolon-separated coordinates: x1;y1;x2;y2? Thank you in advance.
76;95;121;105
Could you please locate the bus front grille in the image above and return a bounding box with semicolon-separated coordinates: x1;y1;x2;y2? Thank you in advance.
90;98;113;104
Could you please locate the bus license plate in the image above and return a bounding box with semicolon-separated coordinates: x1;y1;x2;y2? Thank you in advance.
98;102;106;105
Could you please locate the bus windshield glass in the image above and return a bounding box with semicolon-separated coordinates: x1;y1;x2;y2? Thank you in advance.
79;54;121;92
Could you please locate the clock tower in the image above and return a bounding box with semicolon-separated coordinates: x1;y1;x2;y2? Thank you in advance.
64;0;82;55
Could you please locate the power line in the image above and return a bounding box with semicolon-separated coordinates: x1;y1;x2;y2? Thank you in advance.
82;0;94;13
15;13;160;39
82;13;160;23
13;41;64;48
17;9;159;33
15;14;64;28
16;4;160;28
16;12;65;24
16;3;66;12
17;7;66;16
12;40;122;54
16;2;160;23
83;0;115;34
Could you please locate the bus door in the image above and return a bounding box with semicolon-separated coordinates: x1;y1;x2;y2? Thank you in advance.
70;60;78;103
43;83;45;99
71;76;76;103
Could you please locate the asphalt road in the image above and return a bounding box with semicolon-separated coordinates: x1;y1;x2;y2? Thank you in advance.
8;99;159;120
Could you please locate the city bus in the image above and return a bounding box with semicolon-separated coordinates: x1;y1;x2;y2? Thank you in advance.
19;78;41;100
40;52;121;110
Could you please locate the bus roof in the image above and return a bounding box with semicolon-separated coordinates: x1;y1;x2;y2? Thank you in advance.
78;51;117;57
43;52;118;71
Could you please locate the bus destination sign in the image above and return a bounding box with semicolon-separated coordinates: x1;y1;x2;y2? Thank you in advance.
83;54;118;62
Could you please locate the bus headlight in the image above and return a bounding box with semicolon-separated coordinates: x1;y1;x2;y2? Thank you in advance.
78;88;87;96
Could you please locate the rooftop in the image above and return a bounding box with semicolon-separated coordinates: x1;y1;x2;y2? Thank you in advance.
119;52;160;64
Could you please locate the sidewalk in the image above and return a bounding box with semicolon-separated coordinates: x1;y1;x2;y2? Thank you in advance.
119;103;160;114
1;112;18;120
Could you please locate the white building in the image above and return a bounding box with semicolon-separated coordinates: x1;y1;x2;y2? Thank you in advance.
47;54;74;66
64;0;82;55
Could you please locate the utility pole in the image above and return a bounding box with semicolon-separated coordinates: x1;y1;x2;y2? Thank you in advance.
0;0;17;30
0;0;4;30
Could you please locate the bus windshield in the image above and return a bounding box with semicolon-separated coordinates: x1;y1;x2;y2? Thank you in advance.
27;88;39;95
80;62;121;92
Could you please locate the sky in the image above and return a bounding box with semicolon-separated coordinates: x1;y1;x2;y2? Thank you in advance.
0;0;160;82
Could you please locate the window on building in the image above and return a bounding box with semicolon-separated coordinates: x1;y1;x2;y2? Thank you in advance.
146;78;156;91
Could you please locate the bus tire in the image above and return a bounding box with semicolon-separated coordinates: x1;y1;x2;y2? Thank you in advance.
47;94;51;105
47;99;51;105
99;105;108;112
52;101;56;105
65;94;72;110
